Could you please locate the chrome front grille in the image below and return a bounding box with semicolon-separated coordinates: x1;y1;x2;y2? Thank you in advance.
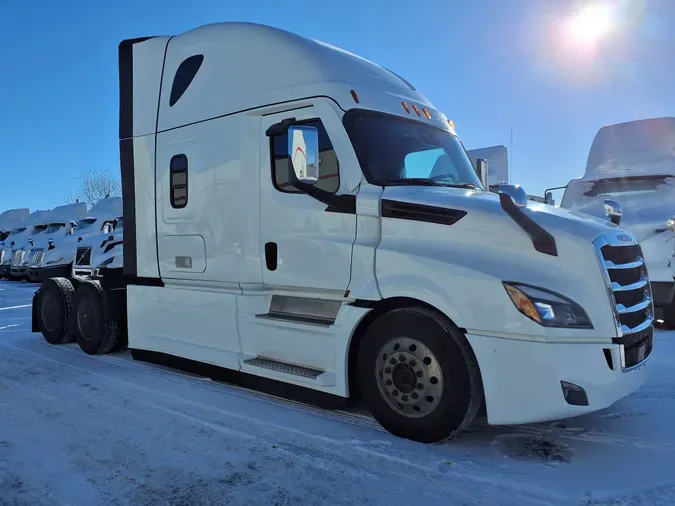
11;250;26;267
27;248;45;266
594;232;654;368
75;247;92;267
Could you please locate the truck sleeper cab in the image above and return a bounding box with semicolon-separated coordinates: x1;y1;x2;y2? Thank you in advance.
33;23;654;443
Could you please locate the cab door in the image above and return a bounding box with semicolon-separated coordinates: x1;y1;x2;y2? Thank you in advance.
260;108;356;293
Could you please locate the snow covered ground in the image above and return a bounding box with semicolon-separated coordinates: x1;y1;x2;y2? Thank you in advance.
1;280;674;506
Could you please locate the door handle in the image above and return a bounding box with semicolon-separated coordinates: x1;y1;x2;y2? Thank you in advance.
265;242;277;271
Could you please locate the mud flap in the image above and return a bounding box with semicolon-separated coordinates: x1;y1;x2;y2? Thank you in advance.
31;289;41;333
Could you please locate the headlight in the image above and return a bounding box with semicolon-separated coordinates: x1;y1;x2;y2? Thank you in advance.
503;283;593;329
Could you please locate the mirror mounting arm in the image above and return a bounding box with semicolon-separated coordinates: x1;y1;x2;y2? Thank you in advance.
291;179;355;214
266;117;297;137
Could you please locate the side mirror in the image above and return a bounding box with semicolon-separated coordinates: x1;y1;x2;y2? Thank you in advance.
604;199;622;226
475;158;488;189
498;184;528;208
545;191;554;206
288;126;319;185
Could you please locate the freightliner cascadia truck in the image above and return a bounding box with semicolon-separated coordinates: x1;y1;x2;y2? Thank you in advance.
32;22;655;443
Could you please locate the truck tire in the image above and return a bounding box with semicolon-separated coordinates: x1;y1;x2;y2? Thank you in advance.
72;279;121;355
358;307;482;443
38;277;76;345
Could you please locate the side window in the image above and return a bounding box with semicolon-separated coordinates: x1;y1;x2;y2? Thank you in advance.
170;154;188;209
169;55;204;107
271;119;339;194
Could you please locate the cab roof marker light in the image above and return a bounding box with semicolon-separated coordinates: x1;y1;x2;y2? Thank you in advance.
401;101;411;114
350;89;360;104
411;104;421;116
422;108;431;120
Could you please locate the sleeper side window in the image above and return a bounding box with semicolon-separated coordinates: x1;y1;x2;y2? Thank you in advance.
169;55;204;107
271;119;340;194
170;154;188;209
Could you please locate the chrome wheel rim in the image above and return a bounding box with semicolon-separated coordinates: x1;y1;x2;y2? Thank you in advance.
375;337;443;418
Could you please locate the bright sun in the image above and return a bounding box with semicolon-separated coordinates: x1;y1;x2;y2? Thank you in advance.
564;3;616;48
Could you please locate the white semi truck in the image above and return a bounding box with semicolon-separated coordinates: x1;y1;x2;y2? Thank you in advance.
545;117;675;328
8;210;57;280
0;208;30;273
33;23;655;443
28;198;121;282
1;210;50;278
22;202;88;282
71;214;124;277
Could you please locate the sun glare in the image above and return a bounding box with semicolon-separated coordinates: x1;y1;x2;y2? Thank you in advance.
564;3;616;49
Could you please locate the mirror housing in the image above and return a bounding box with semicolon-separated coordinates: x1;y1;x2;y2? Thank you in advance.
288;126;319;185
544;192;554;206
498;184;528;208
603;199;622;226
475;158;488;189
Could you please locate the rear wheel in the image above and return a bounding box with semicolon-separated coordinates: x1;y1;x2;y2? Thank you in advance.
358;307;482;443
38;277;76;345
73;279;121;355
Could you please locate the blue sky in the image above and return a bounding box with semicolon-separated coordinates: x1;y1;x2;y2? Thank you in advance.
1;0;673;211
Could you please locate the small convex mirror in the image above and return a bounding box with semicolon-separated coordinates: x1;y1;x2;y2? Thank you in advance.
545;192;554;206
288;126;319;184
603;199;623;225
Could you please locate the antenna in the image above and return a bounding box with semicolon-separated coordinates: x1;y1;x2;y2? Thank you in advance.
510;126;514;170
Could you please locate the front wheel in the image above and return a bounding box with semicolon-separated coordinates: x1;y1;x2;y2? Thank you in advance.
358;307;482;443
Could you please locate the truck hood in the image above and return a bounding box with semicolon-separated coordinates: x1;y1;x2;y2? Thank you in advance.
561;175;675;243
382;186;616;245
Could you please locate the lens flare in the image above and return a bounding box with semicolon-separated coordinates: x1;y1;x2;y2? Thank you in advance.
564;3;617;50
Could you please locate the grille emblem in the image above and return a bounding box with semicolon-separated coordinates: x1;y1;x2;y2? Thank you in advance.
618;234;632;242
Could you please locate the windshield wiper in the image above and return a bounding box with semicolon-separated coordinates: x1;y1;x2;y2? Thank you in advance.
384;179;480;189
442;183;480;189
384;178;447;187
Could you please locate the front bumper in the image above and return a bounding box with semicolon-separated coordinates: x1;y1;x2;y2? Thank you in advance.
467;333;651;425
10;266;28;278
27;264;72;283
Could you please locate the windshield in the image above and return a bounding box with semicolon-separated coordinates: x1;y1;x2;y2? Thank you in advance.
30;225;48;235
45;223;65;234
562;175;675;207
0;231;9;241
76;218;97;231
343;110;482;189
11;227;26;235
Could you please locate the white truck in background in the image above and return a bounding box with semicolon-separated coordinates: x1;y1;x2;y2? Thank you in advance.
467;144;547;203
545;118;675;328
71;214;124;277
1;210;49;278
8;210;56;280
33;23;654;443
0;208;30;273
22;202;88;283
28;198;121;282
